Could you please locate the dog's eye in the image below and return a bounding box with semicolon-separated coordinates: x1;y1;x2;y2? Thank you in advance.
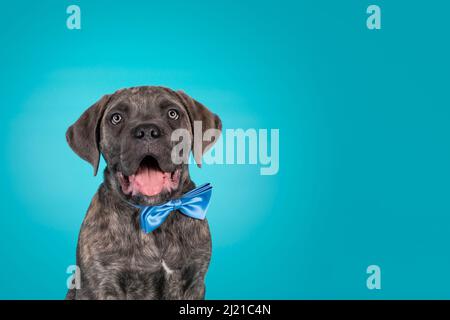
111;113;122;125
167;109;179;120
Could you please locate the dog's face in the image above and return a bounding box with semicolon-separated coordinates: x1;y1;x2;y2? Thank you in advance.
66;86;221;205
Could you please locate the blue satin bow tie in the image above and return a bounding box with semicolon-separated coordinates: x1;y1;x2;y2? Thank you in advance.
131;183;213;233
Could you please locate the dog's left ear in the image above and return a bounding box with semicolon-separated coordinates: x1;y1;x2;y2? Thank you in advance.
66;94;112;176
176;90;222;167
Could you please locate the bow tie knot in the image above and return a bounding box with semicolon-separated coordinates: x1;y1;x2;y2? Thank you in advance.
130;183;213;233
172;199;183;210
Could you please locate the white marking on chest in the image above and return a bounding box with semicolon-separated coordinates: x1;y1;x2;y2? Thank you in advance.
161;260;174;275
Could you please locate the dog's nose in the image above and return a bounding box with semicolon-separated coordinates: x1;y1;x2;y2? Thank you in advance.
133;124;161;139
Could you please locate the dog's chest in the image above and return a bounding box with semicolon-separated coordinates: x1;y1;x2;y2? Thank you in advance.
127;216;209;271
80;207;211;299
113;219;209;298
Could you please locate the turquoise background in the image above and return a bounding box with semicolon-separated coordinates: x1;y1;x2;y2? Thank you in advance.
1;0;449;299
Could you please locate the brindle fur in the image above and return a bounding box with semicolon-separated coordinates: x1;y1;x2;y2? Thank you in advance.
65;86;220;300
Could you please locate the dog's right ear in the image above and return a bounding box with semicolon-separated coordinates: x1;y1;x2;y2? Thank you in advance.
66;94;112;176
175;90;222;167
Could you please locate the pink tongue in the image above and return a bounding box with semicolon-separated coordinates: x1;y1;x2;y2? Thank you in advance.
129;167;168;196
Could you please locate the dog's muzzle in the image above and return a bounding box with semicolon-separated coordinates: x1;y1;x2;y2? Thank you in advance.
117;155;181;197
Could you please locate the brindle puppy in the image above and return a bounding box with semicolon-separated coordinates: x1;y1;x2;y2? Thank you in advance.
65;86;221;300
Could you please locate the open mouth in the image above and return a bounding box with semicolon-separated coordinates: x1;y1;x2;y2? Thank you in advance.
117;156;181;197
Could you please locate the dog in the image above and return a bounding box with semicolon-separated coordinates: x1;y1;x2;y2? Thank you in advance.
65;86;221;299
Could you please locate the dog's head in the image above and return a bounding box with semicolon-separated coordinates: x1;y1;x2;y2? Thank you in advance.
66;86;221;205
